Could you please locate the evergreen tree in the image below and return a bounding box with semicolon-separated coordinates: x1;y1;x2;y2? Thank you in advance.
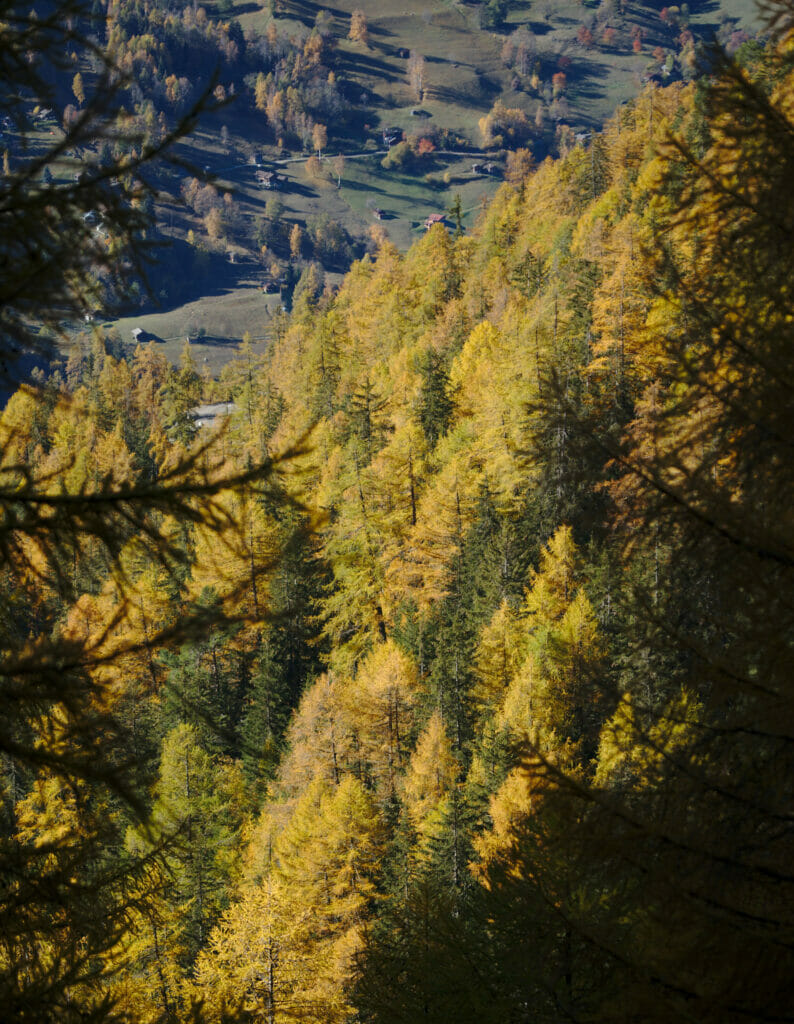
416;348;454;448
348;375;388;460
127;724;246;976
240;635;292;782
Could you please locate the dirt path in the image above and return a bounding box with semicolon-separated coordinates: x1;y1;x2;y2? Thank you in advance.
215;148;496;174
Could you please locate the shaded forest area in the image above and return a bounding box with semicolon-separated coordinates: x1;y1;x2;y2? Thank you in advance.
1;0;793;1022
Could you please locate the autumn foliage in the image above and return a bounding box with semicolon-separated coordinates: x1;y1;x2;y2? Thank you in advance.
5;10;794;1024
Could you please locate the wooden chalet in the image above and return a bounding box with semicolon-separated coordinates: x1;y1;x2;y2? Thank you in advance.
255;169;280;189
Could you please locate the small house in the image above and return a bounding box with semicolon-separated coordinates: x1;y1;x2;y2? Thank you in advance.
383;127;402;147
424;213;445;231
256;169;279;189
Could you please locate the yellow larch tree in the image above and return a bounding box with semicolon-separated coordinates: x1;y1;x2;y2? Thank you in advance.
476;526;606;869
401;710;458;850
349;9;368;46
278;671;353;794
197;775;383;1024
342;640;420;797
319;448;390;673
187;482;281;631
471;598;525;715
587;213;653;401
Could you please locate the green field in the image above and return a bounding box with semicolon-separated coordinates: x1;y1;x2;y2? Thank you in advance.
108;287;278;376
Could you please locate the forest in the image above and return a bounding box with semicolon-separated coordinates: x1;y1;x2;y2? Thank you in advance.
1;0;793;1021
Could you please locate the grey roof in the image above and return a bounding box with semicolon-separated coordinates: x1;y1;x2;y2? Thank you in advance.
189;402;237;428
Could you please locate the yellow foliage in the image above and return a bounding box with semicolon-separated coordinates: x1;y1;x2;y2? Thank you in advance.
472;599;525;712
595;689;703;788
402;711;457;835
279;672;350;794
471;768;535;877
188;484;281;629
524;525;579;624
342;640;419;795
198;774;383;1024
498;648;539;738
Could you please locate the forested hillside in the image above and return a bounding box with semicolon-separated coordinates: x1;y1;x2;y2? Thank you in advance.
2;2;794;1021
3;0;760;363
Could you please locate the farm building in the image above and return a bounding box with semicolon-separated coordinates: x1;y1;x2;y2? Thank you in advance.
255;170;280;189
